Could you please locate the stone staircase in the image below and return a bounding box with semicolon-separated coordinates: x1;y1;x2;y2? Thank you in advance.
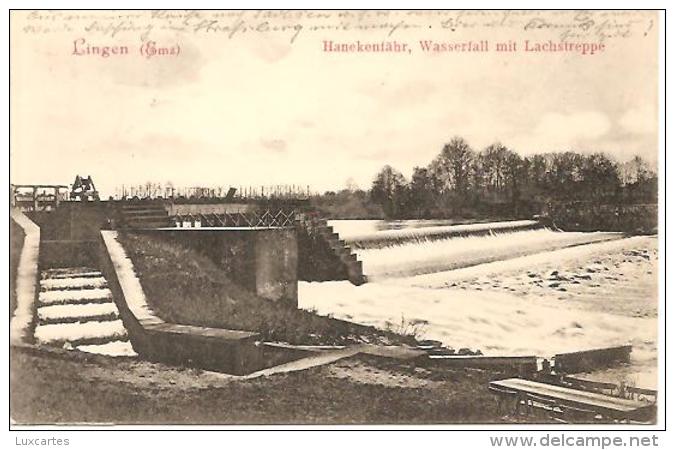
34;266;136;356
299;215;366;285
120;203;170;229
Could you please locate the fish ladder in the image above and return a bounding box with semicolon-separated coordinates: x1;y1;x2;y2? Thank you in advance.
297;214;366;286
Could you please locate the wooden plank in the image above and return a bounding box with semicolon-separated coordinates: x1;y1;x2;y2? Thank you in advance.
490;378;649;416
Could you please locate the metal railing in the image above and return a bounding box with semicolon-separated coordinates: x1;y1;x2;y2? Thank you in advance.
170;210;297;228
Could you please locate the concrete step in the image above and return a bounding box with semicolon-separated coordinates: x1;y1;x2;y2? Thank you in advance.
36;267;137;357
41;267;101;279
43;271;102;280
39;288;113;306
125;216;170;222
37;302;119;324
317;227;336;236
40;276;108;291
303;214;366;286
123;212;168;219
122;208;164;213
328;239;346;250
76;340;137;357
123;213;168;219
34;319;128;346
39;313;119;326
346;260;366;286
125;220;171;228
321;232;339;241
349;275;366;286
339;252;357;263
121;204;165;210
348;260;362;270
125;222;171;228
122;209;167;215
124;216;169;223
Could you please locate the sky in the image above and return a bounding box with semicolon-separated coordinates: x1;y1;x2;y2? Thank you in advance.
10;10;660;196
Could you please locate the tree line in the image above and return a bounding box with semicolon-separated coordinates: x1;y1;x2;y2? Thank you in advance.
313;137;657;220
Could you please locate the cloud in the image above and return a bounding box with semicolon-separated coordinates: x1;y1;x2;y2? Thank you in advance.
244;35;293;63
532;111;611;146
295;119;316;129
259;138;288;153
108;38;206;88
10;11;659;195
619;105;657;135
110;133;205;160
356;79;438;110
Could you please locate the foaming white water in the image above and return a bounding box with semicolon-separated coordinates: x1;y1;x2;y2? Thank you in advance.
330;219;537;243
355;228;619;279
299;280;655;362
299;236;658;388
402;235;656;287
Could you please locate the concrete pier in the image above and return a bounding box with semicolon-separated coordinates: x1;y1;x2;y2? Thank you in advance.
136;228;299;307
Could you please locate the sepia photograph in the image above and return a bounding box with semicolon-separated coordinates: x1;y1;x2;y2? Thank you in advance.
7;6;666;436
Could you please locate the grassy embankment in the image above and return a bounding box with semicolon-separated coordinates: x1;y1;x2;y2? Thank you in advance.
10;348;528;425
117;232;416;346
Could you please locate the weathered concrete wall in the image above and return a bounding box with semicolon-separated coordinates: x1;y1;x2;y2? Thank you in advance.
10;218;26;319
554;345;632;374
39;240;99;269
134;229;299;307
26;202;109;270
423;355;539;377
216;230;256;290
27;202;112;241
254;230;298;306
165;203;254;216
10;209;40;346
98;231;266;375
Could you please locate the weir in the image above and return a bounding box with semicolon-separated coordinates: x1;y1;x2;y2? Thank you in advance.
10;198;653;389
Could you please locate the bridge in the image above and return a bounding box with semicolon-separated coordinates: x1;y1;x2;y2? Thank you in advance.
11;184;69;211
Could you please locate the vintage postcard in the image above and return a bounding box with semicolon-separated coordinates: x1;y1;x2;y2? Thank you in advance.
8;8;663;433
